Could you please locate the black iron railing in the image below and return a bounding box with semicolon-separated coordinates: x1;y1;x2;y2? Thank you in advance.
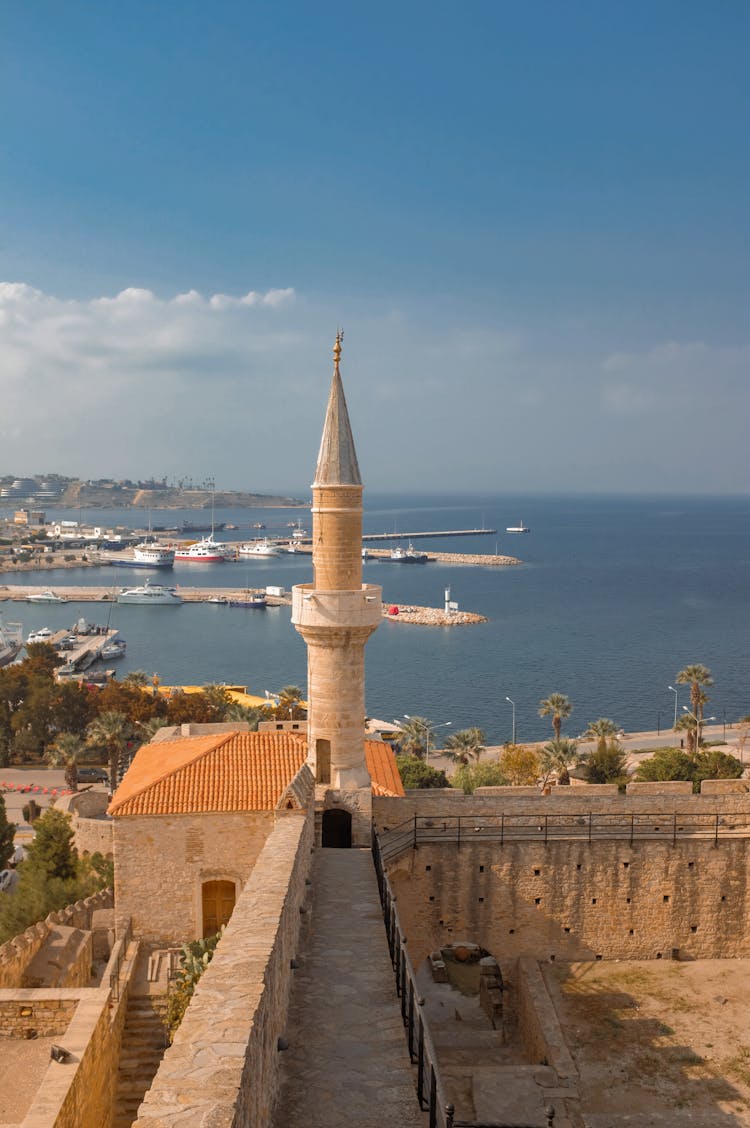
372;835;552;1128
378;810;750;863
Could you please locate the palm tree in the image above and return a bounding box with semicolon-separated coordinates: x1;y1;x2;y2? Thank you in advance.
539;738;579;786
87;711;131;793
582;718;619;755
674;712;698;756
123;670;152;688
45;732;85;791
224;702;261;729
201;684;232;718
443;728;485;765
277;685;306;719
538;693;573;741
394;716;432;760
676;664;713;723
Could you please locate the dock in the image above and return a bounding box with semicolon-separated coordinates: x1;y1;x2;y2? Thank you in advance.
45;626;121;672
362;528;496;540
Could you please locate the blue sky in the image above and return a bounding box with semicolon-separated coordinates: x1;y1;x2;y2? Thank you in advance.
2;2;748;494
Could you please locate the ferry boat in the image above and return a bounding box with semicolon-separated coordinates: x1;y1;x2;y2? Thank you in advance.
117;579;183;606
174;534;232;563
239;538;281;558
0;616;23;667
27;590;67;603
506;521;530;534
128;543;175;568
390;543;428;564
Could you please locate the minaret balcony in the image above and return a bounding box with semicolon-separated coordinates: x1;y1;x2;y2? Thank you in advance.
291;583;382;631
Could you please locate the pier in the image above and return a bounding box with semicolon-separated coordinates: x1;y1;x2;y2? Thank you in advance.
362;527;496;540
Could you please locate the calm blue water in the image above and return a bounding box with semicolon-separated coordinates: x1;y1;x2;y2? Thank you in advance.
4;493;749;744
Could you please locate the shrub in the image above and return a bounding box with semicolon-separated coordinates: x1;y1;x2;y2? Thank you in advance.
395;754;449;790
452;761;508;794
165;929;224;1042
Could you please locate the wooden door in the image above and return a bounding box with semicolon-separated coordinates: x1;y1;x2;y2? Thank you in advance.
202;880;236;936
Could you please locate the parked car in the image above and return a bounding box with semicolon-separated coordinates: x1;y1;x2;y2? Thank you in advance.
77;767;109;784
0;869;16;893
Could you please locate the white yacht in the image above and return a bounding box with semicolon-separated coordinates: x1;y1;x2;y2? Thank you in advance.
100;637;127;659
26;627;54;644
0;616;23;667
174;534;232;563
27;590;67;603
239;538;281;558
118;579;183;606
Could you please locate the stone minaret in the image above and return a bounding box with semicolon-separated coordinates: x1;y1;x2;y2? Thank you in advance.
291;334;381;835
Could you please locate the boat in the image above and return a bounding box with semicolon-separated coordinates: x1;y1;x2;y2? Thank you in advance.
506;521;530;533
178;520;226;534
285;541;301;554
207;595;228;605
252;522;266;529
126;543;176;568
174;533;232;563
292;521;308;540
390;542;428;564
117;579;183;606
27;590;67;603
229;592;267;609
0;616;23;667
361;547;369;560
239;538;281;558
100;638;127;660
26;627;54;644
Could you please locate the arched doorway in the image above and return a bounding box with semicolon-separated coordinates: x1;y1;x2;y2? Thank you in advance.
201;880;236;936
322;808;352;848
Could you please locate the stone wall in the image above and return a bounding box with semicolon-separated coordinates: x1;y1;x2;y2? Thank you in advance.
0;889;112;989
0;996;77;1036
377;789;750;965
134;809;314;1128
113;809;275;944
516;958;577;1082
73;816;113;856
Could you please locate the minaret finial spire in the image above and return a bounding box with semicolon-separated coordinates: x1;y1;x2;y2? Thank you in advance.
334;328;344;371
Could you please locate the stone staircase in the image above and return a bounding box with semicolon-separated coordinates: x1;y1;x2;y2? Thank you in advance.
113;994;169;1128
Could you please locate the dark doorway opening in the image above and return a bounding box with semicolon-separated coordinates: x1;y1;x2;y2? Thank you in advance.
322;808;352;848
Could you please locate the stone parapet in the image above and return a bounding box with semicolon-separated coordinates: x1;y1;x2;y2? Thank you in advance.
134;809;314;1128
291;583;382;631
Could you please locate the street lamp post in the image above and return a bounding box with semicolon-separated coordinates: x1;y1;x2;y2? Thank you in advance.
505;696;516;745
403;715;452;764
681;705;716;751
668;685;678;728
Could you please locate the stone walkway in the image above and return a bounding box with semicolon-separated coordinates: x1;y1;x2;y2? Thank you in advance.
272;848;426;1127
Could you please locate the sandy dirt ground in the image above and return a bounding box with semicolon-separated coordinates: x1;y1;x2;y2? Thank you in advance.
543;959;750;1126
0;1036;56;1123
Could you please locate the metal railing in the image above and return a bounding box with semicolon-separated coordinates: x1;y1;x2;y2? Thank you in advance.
372;836;551;1128
378;811;750;863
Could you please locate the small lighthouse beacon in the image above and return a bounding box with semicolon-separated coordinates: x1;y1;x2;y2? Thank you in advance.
291;333;382;844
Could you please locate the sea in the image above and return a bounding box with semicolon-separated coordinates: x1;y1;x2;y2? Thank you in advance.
3;493;749;745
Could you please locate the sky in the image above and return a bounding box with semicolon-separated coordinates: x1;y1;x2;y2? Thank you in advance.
1;2;748;495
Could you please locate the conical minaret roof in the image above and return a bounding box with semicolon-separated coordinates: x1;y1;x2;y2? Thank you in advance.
313;331;362;487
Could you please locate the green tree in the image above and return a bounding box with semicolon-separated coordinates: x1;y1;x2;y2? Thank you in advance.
123;670;152;687
395;754;449;790
87;711;131;791
635;747;696;783
0;794;14;870
25;808;77;880
674;712;698;756
443;727;485;765
499;744;540;785
538;693;573;741
201;684;233;718
539;738;579;786
224;702;261;728
693;749;743;786
578;738;629;786
452;761;508;794
45;732;86;791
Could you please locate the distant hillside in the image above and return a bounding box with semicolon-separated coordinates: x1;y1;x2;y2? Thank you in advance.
59;482;306;509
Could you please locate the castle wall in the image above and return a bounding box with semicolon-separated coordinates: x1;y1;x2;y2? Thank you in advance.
376;789;750;965
0;890;112;989
113;809;274;945
73;816;113;857
134;809;314;1128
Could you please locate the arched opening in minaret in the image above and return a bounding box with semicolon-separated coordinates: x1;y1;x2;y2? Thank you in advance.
316;739;331;784
322;808;352;848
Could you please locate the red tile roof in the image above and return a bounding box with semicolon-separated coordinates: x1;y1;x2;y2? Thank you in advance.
108;731;307;816
365;739;405;797
108;731;404;815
